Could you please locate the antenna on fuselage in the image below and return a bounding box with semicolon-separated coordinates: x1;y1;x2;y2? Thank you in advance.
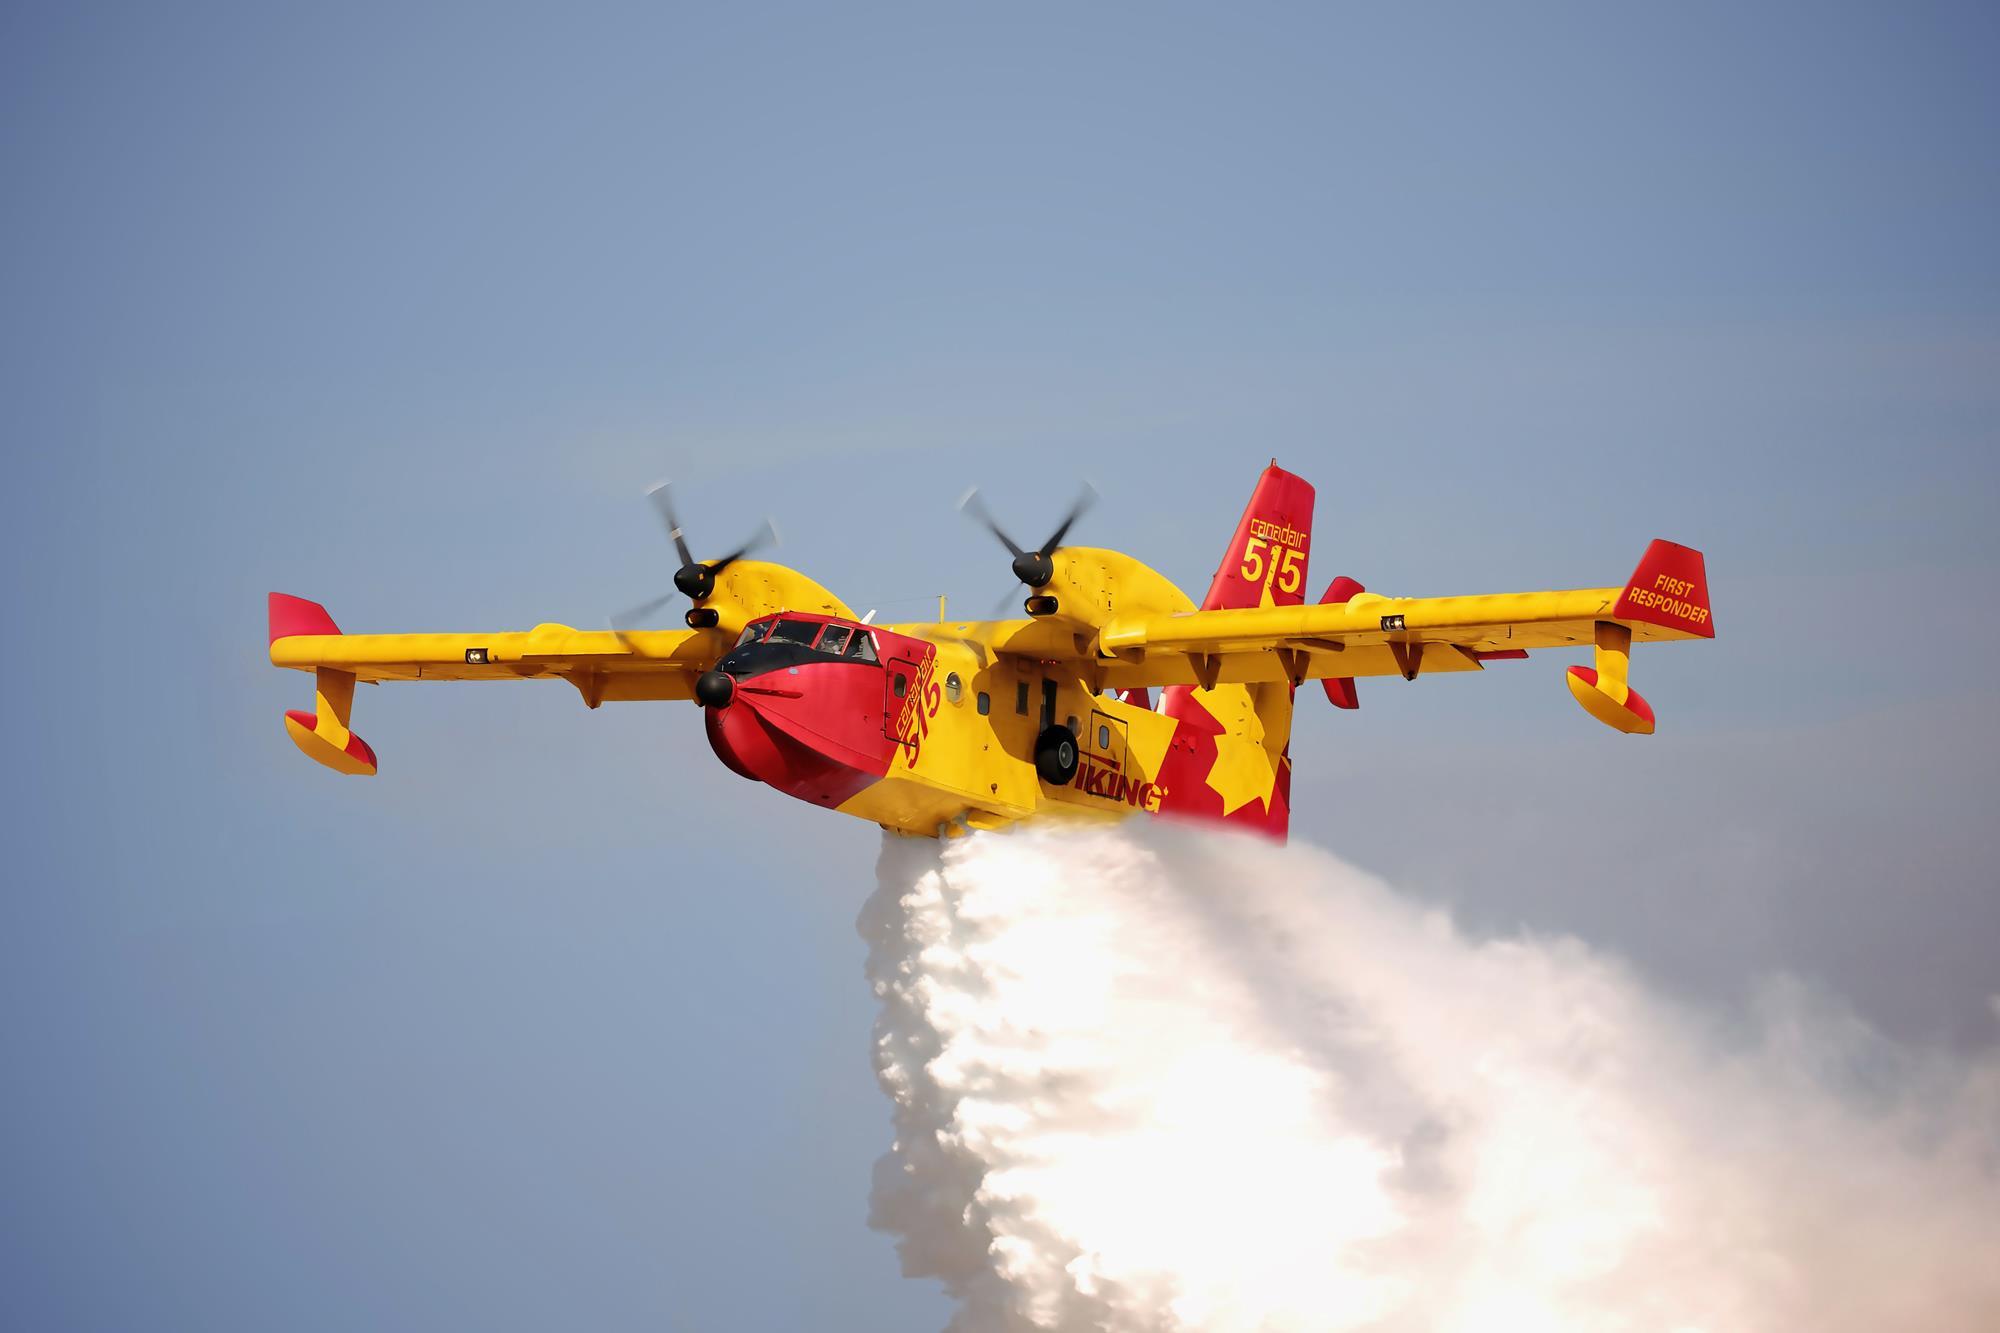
861;609;877;624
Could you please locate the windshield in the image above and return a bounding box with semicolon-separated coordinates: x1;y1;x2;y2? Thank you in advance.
719;618;879;672
766;619;821;647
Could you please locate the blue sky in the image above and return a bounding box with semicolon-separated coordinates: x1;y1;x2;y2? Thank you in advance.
4;4;1996;1329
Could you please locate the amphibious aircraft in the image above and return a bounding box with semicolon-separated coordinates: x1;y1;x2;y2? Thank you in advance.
267;464;1714;841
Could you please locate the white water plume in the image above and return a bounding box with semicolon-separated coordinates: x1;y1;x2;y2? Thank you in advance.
858;824;2000;1332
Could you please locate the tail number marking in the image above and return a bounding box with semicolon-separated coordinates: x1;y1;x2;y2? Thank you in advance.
1240;537;1305;594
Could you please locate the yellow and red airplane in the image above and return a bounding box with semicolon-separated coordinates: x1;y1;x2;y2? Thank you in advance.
268;464;1713;841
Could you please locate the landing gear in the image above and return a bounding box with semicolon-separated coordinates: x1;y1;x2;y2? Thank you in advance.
1034;724;1079;785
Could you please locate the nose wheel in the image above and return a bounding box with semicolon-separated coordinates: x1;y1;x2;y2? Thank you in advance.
1034;724;1079;785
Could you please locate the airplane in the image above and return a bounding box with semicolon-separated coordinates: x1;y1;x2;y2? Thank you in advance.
267;463;1714;842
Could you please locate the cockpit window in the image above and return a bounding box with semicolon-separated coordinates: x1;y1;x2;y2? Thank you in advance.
723;617;879;669
767;619;820;646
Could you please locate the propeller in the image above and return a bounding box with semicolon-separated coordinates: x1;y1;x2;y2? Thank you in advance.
650;481;777;601
608;591;679;636
612;480;777;632
958;482;1096;599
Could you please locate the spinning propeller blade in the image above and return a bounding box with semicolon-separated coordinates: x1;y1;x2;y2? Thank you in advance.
957;482;1097;591
639;480;778;602
616;481;779;632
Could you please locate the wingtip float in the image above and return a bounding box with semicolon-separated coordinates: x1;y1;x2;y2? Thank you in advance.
267;464;1715;840
268;593;377;775
1561;539;1714;737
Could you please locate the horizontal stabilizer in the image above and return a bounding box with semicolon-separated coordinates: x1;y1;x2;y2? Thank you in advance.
1318;576;1364;709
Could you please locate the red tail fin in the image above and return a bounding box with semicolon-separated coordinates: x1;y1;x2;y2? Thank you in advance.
1154;464;1316;841
1195;463;1316;610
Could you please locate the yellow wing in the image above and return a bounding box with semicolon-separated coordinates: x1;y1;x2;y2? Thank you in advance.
1088;539;1713;734
268;593;728;773
1093;586;1614;685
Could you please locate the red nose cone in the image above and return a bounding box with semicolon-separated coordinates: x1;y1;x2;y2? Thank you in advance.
704;704;763;781
702;691;882;809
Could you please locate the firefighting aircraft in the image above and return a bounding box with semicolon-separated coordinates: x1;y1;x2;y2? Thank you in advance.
267;464;1713;841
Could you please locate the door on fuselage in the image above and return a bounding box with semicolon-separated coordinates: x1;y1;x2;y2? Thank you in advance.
1083;708;1130;778
884;657;921;756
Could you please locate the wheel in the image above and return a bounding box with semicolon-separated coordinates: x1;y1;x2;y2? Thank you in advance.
1033;724;1079;785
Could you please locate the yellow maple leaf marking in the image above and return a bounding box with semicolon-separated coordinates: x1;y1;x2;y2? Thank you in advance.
1191;686;1280;816
1206;735;1279;816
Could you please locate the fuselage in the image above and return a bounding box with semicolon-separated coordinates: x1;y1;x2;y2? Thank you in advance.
697;610;1195;837
691;465;1320;839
